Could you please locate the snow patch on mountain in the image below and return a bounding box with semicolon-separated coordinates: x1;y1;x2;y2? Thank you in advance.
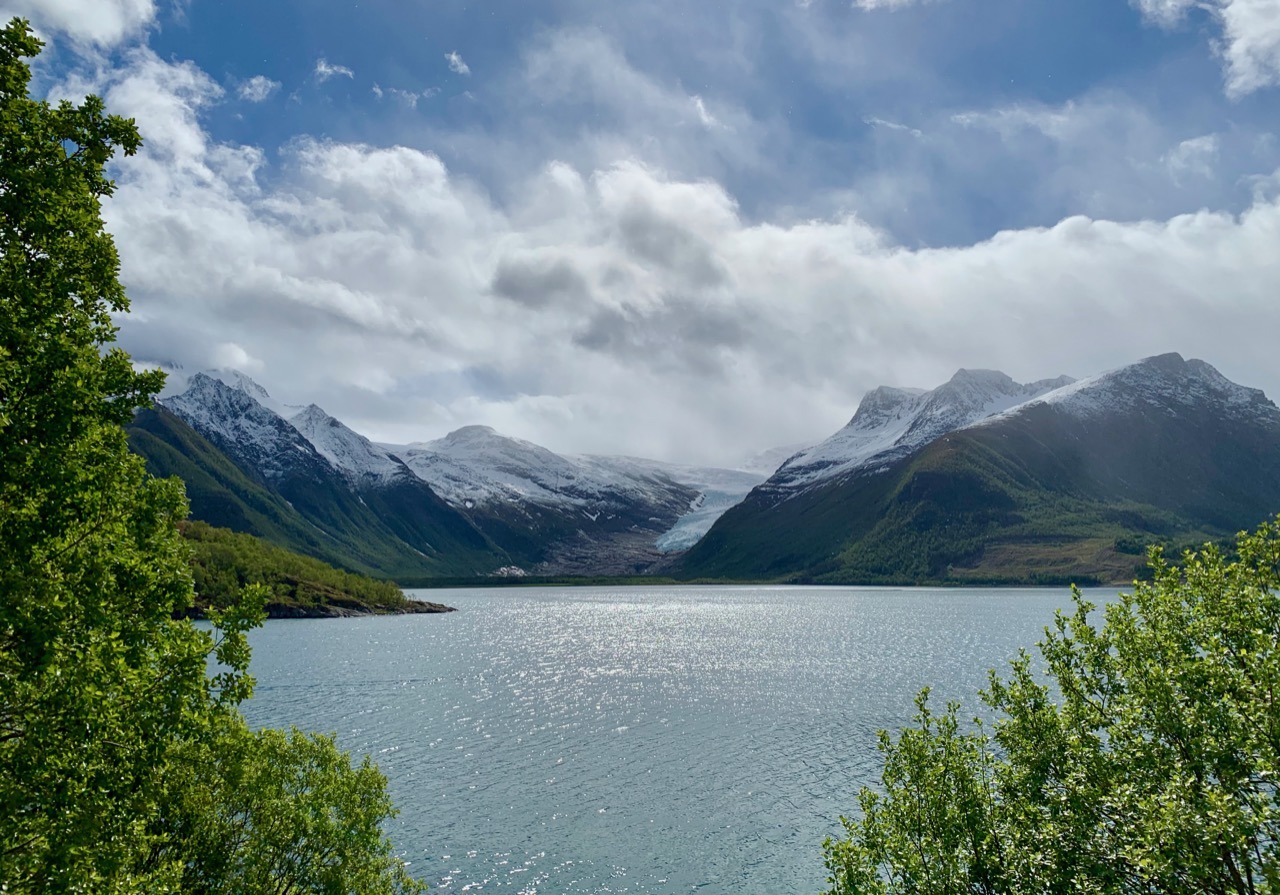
390;426;599;509
384;427;692;524
161;373;318;481
288;404;409;484
768;369;1075;493
981;353;1279;426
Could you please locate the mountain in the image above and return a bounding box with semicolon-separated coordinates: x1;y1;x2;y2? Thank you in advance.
680;354;1280;585
138;372;721;577
132;374;502;579
761;369;1074;496
571;456;768;553
388;427;701;575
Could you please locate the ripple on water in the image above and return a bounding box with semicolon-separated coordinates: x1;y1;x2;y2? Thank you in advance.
241;584;1107;894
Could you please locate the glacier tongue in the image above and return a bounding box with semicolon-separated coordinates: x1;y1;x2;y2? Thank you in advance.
571;456;770;553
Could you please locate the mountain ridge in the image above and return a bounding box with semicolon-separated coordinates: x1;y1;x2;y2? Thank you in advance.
680;353;1280;584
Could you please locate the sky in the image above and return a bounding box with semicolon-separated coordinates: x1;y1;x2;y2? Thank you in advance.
9;0;1280;465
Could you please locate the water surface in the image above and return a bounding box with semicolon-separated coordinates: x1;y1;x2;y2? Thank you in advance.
241;585;1115;894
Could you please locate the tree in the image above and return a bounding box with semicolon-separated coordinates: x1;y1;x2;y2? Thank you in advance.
824;516;1280;895
0;19;421;893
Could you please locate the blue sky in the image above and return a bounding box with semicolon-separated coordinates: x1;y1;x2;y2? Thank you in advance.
10;0;1280;462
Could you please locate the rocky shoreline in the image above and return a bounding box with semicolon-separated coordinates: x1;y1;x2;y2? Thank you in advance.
264;598;456;619
185;598;457;620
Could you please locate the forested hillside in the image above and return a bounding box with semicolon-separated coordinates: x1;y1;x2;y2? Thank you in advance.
181;522;453;617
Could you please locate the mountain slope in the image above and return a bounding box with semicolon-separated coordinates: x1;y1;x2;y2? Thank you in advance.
572;455;768;553
389;426;700;574
681;354;1280;584
128;406;359;567
762;369;1074;496
140;375;503;579
181;521;453;618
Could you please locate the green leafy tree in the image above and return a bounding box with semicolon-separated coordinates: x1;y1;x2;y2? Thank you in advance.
0;18;422;893
824;516;1280;895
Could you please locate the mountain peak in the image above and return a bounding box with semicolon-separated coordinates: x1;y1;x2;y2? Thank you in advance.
442;424;500;442
768;368;1074;493
1136;351;1186;372
985;354;1274;426
945;368;1016;389
161;372;321;483
288;403;407;482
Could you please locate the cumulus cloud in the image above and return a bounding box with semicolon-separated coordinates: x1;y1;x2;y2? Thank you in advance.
1;0;155;47
313;58;354;82
445;51;471;75
65;49;1280;465
238;75;279;102
1134;0;1280;97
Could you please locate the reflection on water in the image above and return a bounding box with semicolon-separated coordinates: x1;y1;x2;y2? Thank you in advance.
241;585;1113;894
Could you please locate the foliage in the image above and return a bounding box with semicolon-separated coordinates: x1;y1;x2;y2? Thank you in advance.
181;520;417;616
142;719;425;895
824;517;1280;895
0;19;421;893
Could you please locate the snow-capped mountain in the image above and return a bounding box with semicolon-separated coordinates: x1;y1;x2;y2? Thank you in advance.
385;426;701;573
392;426;617;511
155;374;502;578
765;369;1074;495
573;456;768;553
682;353;1280;584
289;403;410;486
981;352;1275;426
162;373;324;483
155;372;756;572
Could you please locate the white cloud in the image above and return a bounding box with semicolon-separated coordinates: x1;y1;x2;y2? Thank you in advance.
212;342;263;372
313;58;354;82
864;116;923;138
513;28;764;181
1134;0;1280;97
691;95;721;128
952;100;1093;142
238;75;279;102
1163;134;1221;182
1218;0;1280;96
1;0;155;47
1132;0;1197;27
73;49;1280;465
380;86;439;108
445;51;471;75
852;0;937;8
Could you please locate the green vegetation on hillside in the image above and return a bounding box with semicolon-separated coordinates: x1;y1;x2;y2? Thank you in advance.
129;406;504;580
0;21;422;891
182;521;451;617
824;517;1280;895
682;396;1276;585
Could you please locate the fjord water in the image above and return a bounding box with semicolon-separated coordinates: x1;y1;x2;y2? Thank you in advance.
241;585;1112;894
